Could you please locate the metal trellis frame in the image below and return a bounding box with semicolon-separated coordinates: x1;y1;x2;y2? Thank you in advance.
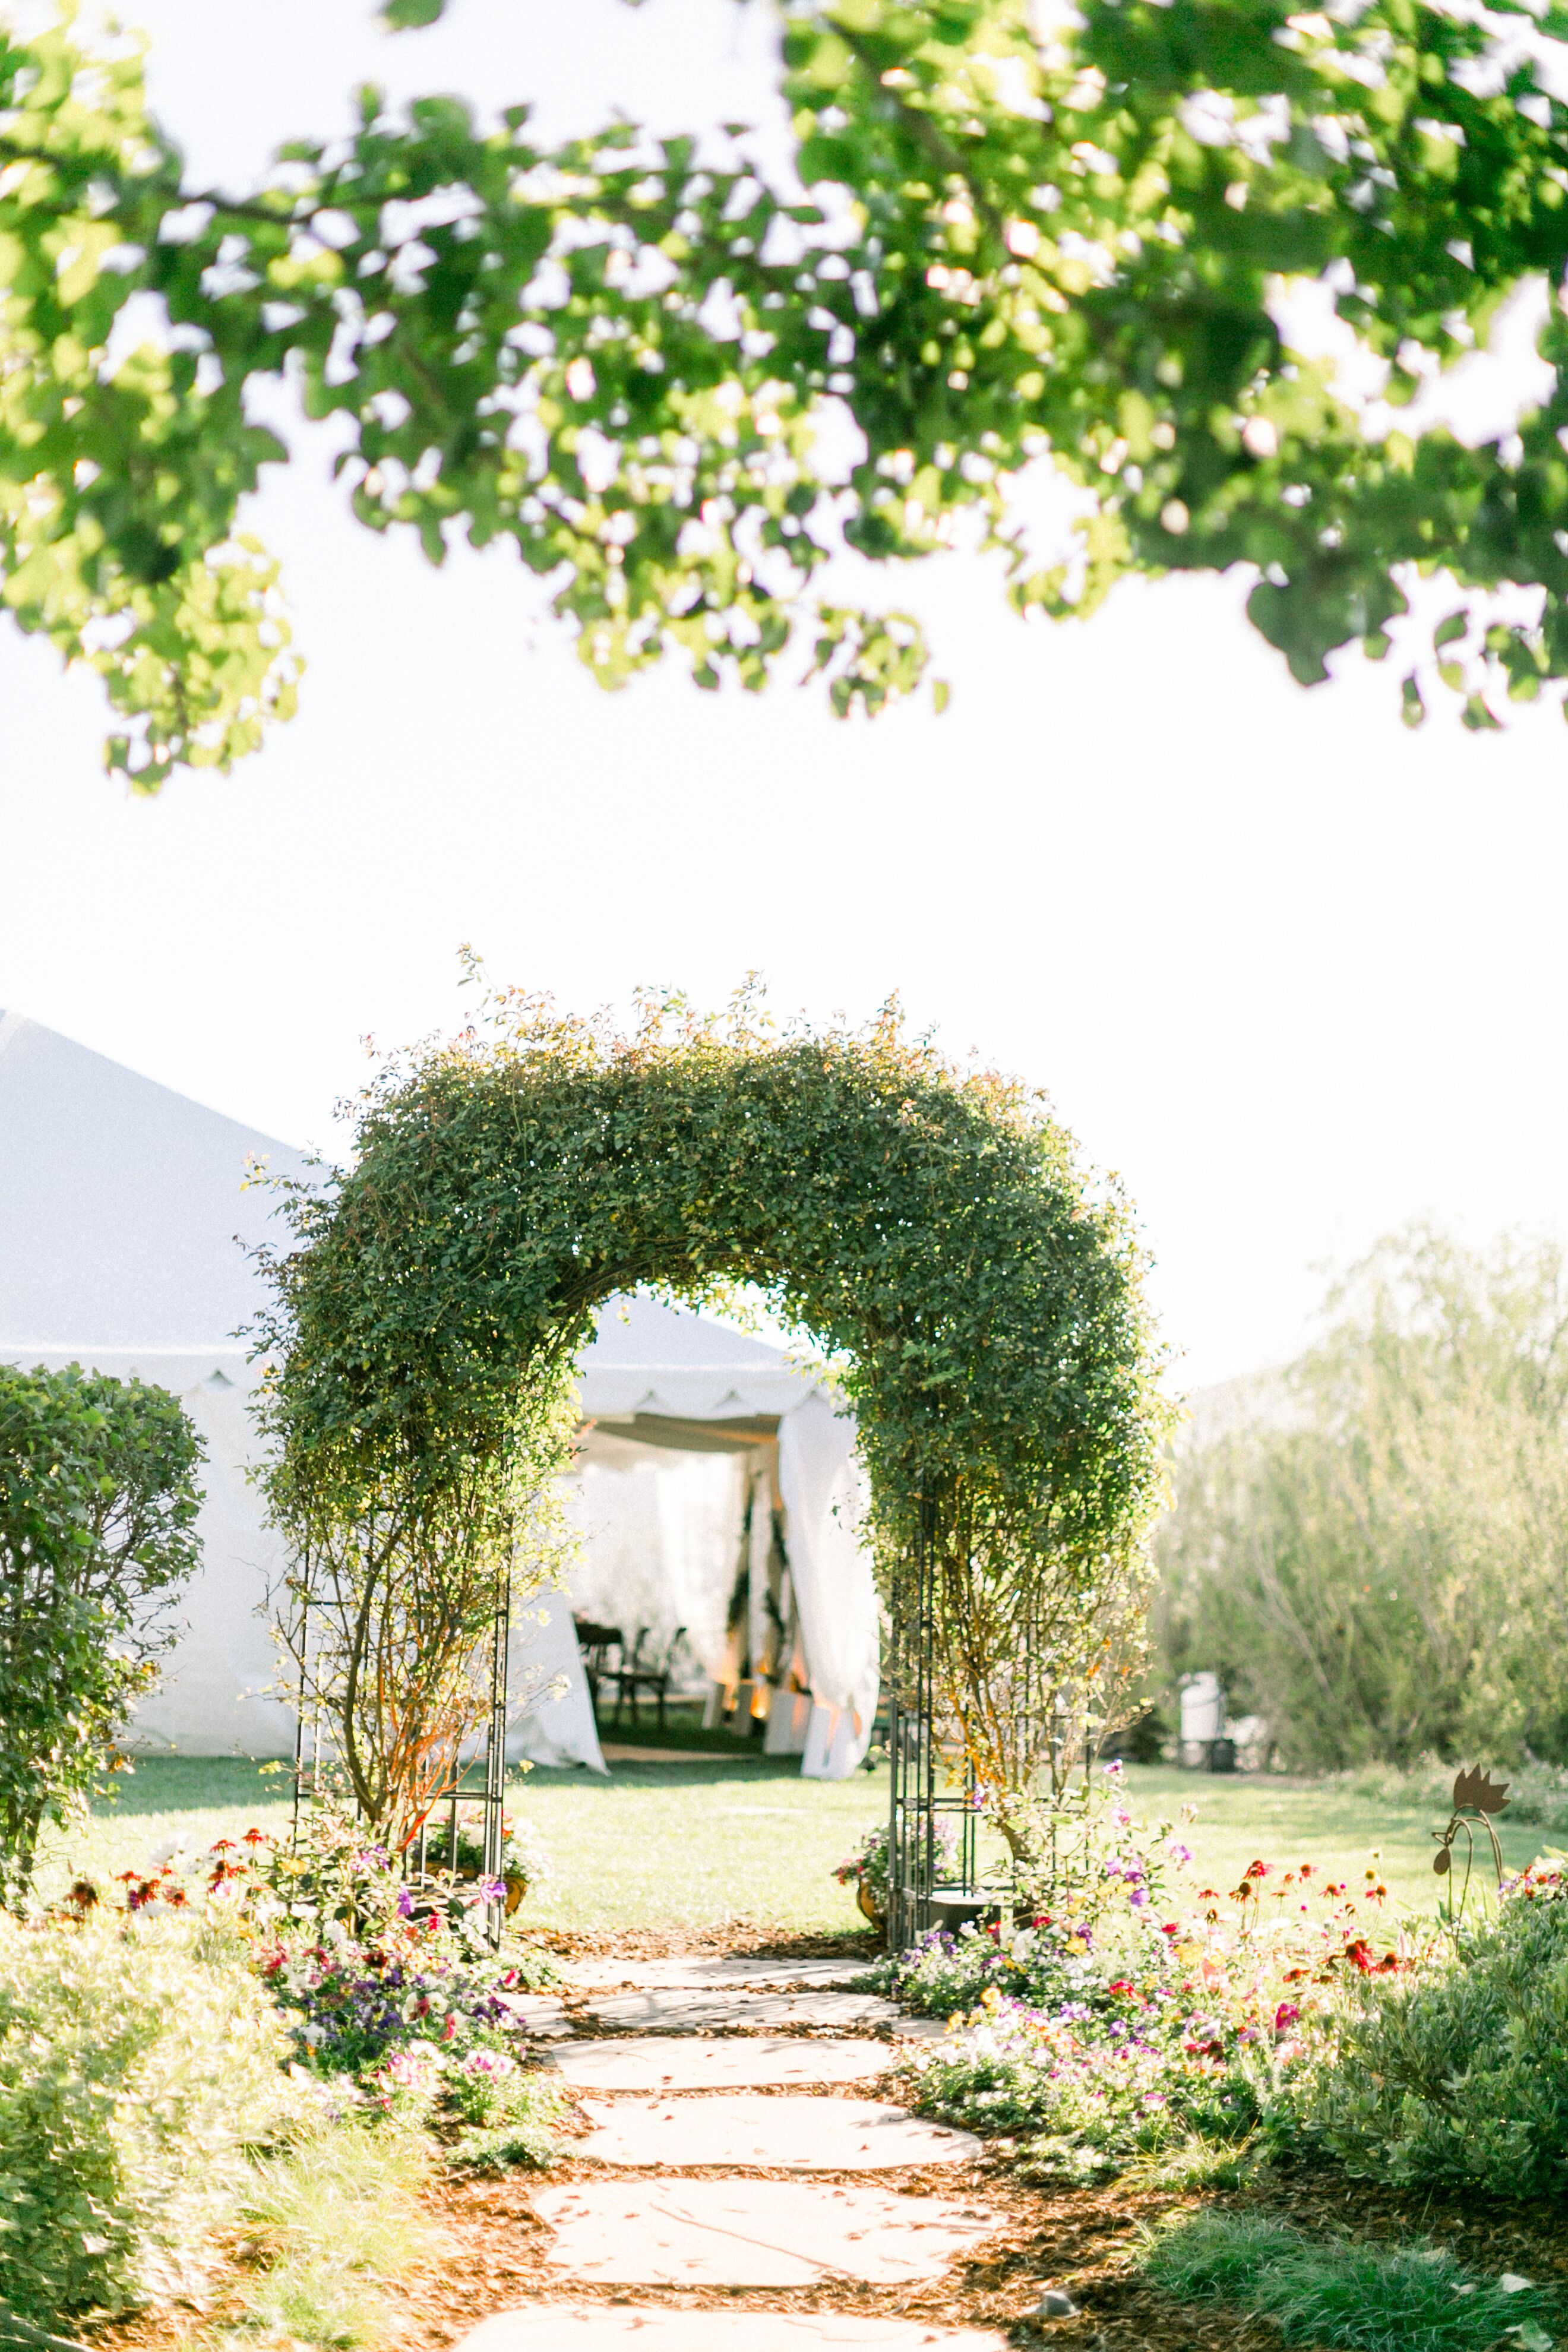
293;1550;514;1952
885;1496;1007;1952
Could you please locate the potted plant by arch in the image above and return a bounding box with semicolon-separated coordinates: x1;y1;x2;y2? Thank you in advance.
835;1821;959;1938
419;1811;550;1915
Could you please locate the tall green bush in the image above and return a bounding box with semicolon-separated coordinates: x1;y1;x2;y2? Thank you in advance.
0;1914;302;2318
1158;1226;1568;1768
0;1362;203;1901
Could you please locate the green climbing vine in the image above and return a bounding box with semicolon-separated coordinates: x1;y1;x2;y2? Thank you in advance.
257;982;1172;1854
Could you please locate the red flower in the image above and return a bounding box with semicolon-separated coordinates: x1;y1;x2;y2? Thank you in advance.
1273;2001;1300;2034
1107;1979;1134;1994
1244;1859;1269;1881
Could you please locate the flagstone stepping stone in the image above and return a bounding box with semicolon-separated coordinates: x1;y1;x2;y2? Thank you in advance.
530;2179;998;2285
564;1955;869;1991
456;2308;1010;2352
545;2035;895;2091
576;2092;981;2170
581;1987;903;2032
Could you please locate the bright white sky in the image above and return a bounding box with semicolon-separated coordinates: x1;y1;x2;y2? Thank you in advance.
2;0;1565;1394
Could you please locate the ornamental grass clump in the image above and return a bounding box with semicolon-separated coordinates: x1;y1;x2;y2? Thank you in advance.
1140;2210;1559;2352
234;2116;438;2350
0;1911;302;2321
1297;1859;1568;2195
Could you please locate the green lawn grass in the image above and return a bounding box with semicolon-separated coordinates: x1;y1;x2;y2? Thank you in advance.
1121;1763;1549;1912
34;1750;1556;1931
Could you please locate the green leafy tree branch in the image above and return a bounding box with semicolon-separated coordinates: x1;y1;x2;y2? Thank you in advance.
10;0;1568;779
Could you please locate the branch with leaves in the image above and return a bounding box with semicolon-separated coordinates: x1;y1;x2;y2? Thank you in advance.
10;0;1568;780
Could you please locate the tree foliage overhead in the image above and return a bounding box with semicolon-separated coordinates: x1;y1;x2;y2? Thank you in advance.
1157;1225;1568;1771
10;0;1568;780
0;1361;204;1902
257;986;1171;1847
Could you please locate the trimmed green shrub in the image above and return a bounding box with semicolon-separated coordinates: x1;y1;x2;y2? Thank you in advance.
1140;2209;1558;2352
1299;1866;1568;2195
0;1914;302;2318
0;1361;203;1901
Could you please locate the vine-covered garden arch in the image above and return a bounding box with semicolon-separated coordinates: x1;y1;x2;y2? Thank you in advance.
259;986;1171;1938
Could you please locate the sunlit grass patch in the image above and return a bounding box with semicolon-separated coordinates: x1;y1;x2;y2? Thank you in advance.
224;2119;437;2351
1139;2208;1557;2352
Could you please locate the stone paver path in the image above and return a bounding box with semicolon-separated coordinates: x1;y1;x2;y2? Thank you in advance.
574;2092;980;2170
454;1959;1000;2350
459;2313;1008;2351
580;1987;905;2032
545;2034;897;2090
533;2180;997;2287
563;1955;867;1991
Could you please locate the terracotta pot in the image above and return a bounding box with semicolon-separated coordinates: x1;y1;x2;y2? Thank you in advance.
504;1870;528;1917
856;1879;886;1932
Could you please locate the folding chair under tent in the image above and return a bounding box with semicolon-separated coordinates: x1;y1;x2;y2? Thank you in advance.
0;1009;881;1780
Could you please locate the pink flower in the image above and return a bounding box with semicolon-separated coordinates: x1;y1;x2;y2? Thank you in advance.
463;2047;516;2079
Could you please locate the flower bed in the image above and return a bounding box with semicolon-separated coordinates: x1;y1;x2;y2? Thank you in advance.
78;1807;567;2163
871;1776;1421;2182
1295;1857;1568;2195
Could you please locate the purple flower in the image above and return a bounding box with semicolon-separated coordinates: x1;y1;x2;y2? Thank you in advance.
396;1886;415;1917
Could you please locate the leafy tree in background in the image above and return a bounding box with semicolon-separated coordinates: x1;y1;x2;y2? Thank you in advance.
0;1363;204;1903
6;0;1568;782
1156;1225;1568;1770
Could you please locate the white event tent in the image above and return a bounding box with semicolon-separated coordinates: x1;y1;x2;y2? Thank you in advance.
0;1011;880;1779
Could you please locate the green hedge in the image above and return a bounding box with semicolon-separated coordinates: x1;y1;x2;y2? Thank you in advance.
0;1915;301;2318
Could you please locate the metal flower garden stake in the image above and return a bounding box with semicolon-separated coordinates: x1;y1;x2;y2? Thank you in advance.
1432;1766;1511;1922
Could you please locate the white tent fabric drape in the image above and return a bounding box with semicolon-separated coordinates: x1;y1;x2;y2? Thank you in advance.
776;1390;881;1776
506;1587;605;1772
